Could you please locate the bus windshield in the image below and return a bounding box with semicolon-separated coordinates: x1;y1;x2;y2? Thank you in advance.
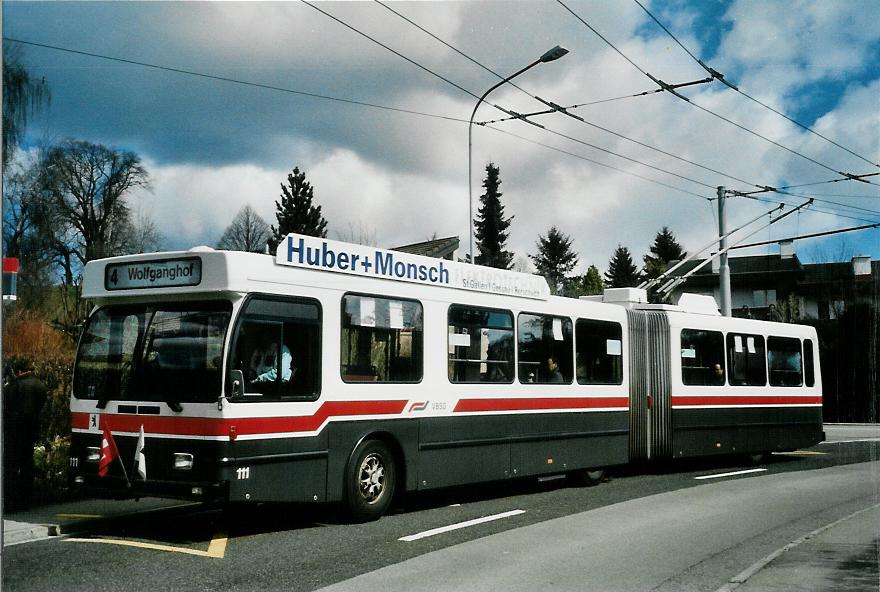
73;301;232;406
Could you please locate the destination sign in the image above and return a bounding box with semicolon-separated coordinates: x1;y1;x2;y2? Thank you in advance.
105;257;202;291
277;234;550;300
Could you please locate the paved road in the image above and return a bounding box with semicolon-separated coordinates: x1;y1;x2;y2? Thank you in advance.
315;461;880;592
824;423;880;443
3;425;879;591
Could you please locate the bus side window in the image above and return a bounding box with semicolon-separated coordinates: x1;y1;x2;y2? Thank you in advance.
768;336;803;387
517;313;573;384
341;294;423;383
726;333;766;386
575;319;623;385
804;338;815;387
230;297;321;401
681;329;725;386
448;305;514;383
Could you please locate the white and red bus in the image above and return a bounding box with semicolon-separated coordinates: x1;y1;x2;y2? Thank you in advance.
69;234;823;520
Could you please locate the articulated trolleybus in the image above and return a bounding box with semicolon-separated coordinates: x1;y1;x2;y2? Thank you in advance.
70;233;823;520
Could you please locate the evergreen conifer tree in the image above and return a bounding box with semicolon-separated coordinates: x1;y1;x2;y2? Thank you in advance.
643;226;686;274
530;226;578;295
561;265;604;298
268;167;328;254
473;163;514;269
643;227;686;301
604;245;640;288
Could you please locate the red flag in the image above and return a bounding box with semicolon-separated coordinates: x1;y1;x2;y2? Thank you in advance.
98;425;120;477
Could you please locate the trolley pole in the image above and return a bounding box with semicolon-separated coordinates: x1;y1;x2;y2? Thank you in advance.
718;186;731;317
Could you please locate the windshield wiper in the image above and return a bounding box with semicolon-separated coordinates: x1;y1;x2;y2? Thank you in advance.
166;399;183;413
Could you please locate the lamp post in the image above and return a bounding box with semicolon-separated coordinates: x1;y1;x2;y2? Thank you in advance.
468;45;569;264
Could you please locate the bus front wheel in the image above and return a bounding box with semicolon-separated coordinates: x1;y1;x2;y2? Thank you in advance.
344;439;396;522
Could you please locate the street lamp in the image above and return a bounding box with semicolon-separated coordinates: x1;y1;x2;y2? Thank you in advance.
468;45;569;264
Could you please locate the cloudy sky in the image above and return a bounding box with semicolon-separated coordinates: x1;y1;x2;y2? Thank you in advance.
5;0;879;274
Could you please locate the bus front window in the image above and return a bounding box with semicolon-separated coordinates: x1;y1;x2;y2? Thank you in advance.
74;302;231;405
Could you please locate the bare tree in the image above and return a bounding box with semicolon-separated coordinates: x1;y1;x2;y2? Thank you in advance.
512;255;533;274
3;153;42;258
2;47;50;168
335;221;378;246
125;206;164;253
217;205;271;252
39;139;150;283
2;153;55;309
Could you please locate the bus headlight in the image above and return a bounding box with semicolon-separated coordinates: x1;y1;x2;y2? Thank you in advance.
173;453;194;471
86;447;101;463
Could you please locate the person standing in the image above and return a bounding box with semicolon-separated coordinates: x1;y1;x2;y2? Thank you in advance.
3;361;48;511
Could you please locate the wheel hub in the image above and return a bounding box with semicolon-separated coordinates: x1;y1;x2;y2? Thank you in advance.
359;453;385;503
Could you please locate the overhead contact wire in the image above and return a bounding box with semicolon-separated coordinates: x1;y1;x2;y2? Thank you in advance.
374;1;756;189
632;0;879;170
560;0;878;184
2;37;469;124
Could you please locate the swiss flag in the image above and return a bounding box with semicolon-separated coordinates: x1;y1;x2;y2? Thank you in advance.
98;425;120;477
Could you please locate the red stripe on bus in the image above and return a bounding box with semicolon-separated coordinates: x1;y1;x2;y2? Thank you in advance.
672;395;822;407
453;397;629;413
71;400;407;437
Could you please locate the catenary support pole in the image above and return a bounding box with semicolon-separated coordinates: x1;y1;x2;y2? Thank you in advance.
718;186;731;316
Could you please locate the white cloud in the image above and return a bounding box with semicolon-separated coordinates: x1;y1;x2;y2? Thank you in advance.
719;0;880;89
141;161;282;250
9;0;879;271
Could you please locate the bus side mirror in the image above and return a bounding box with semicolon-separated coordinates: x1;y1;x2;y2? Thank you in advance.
230;369;244;399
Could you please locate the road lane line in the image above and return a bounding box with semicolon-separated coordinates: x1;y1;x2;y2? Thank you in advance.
695;468;767;480
56;513;102;519
205;532;228;558
65;530;228;559
820;438;880;444
772;450;828;456
399;509;526;542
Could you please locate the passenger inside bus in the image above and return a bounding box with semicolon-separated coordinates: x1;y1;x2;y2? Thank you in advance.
252;341;294;383
546;356;563;383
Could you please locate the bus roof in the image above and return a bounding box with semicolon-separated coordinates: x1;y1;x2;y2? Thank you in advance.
82;234;552;302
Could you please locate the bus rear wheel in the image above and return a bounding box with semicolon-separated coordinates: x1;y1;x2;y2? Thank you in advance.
568;468;605;487
345;439;396;522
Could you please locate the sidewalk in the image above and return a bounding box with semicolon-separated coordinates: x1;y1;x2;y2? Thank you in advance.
2;496;195;546
724;503;880;592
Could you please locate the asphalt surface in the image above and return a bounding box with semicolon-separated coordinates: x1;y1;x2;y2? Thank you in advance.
314;461;880;592
3;424;879;591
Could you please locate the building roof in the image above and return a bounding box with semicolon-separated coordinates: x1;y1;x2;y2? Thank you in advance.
392;236;460;260
667;254;804;290
670;254;803;278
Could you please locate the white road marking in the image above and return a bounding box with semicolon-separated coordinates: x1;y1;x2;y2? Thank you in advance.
399;509;526;542
772;450;828;456
695;468;767;480
819;438;880;444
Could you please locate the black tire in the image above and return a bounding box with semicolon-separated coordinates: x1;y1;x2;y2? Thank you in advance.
344;439;396;522
746;452;769;466
568;468;605;487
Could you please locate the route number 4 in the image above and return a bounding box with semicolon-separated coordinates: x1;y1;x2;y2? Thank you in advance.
236;467;250;480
